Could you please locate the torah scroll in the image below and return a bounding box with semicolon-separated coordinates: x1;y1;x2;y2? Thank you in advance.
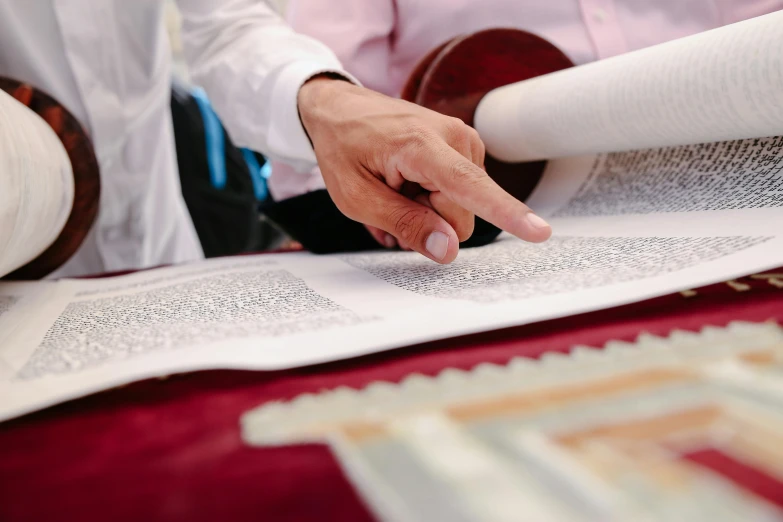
475;12;783;162
0;80;99;280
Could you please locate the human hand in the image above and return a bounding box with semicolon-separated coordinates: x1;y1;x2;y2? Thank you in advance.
297;77;551;263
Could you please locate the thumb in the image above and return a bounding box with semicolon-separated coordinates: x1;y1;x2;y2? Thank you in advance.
360;181;460;263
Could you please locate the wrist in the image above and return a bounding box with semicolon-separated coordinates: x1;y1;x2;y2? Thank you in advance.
298;74;354;139
298;76;337;116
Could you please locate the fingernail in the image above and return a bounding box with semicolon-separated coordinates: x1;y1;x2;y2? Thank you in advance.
383;234;397;248
425;231;449;260
525;212;550;230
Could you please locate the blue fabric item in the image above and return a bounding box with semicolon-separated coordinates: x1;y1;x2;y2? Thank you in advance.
190;87;227;190
241;148;270;201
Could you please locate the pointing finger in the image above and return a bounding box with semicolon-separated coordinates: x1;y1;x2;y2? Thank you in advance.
400;140;551;243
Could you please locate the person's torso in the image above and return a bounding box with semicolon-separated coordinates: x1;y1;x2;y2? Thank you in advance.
0;0;202;277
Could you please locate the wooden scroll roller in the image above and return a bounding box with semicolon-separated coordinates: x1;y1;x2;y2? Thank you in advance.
0;77;100;280
401;29;574;201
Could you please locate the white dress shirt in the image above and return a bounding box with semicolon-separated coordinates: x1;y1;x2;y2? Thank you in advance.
0;0;349;277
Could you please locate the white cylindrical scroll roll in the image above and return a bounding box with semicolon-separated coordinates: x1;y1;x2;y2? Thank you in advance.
475;11;783;163
0;88;74;278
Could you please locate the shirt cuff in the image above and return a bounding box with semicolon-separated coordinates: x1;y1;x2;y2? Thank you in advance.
268;60;360;172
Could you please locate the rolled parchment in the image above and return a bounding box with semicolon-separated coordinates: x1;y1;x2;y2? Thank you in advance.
0;88;74;278
475;11;783;162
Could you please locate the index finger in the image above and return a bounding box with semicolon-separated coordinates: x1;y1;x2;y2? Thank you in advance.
404;140;552;243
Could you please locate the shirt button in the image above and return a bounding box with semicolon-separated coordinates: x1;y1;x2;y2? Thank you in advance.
593;8;607;23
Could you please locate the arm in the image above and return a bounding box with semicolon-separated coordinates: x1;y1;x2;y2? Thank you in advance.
287;0;395;96
177;0;551;264
177;0;351;173
284;0;397;247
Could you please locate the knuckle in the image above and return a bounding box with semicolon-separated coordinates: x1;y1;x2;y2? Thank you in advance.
466;125;481;142
443;116;466;135
468;126;484;151
388;206;429;244
444;117;471;142
405;125;436;150
449;160;482;186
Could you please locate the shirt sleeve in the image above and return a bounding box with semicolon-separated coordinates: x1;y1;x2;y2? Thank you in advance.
287;0;396;96
176;0;358;173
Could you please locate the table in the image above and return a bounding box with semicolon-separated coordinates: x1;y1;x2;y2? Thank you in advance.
1;271;781;522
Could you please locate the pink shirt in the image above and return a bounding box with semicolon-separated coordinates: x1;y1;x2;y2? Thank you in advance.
271;0;782;200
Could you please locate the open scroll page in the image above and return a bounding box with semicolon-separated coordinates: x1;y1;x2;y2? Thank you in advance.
1;130;782;421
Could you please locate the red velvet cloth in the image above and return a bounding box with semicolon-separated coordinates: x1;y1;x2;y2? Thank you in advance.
1;273;781;522
683;449;783;509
